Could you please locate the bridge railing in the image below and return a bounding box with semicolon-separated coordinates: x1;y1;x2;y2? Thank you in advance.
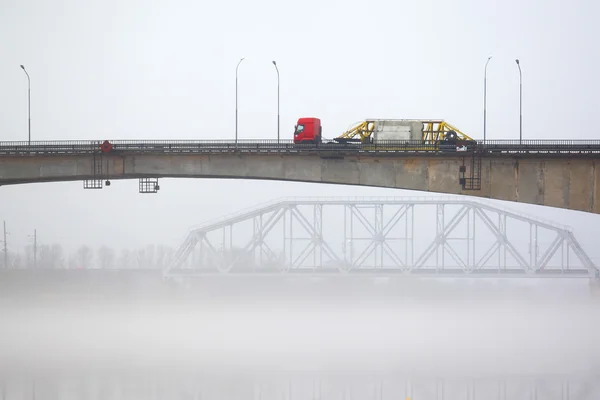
2;139;600;155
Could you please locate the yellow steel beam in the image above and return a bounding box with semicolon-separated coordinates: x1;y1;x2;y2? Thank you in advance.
335;119;474;144
335;121;375;143
422;120;474;143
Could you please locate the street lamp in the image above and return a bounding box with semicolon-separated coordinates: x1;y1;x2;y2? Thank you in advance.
483;56;492;145
235;57;245;147
516;59;522;144
20;65;31;145
272;61;280;144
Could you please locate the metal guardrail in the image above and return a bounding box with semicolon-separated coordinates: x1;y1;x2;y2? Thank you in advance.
1;139;600;155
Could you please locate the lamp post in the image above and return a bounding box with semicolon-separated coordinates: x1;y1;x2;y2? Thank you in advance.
516;59;522;144
20;65;31;145
235;57;245;147
483;56;492;145
272;61;280;144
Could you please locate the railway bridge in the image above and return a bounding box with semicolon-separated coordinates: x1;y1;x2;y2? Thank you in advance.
165;196;598;280
1;139;600;214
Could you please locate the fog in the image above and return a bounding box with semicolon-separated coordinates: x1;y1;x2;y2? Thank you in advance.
0;255;599;398
2;0;600;397
1;294;599;377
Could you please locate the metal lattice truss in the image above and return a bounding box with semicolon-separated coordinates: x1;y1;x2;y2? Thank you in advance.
164;197;598;278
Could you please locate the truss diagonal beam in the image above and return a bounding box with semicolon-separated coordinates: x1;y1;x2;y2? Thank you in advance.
475;208;530;270
537;235;564;271
291;207;340;263
353;241;378;269
351;206;377;235
246;208;286;251
444;241;469;271
565;232;597;274
165;233;198;273
382;241;406;269
382;205;409;237
413;205;469;269
476;241;501;270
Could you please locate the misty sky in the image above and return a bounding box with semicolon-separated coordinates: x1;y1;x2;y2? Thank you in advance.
1;0;599;258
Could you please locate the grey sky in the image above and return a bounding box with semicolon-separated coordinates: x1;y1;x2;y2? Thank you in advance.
1;0;599;256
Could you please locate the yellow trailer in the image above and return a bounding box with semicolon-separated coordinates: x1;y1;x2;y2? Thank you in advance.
332;119;476;150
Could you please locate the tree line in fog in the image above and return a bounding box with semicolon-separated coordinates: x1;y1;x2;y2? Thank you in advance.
2;243;175;270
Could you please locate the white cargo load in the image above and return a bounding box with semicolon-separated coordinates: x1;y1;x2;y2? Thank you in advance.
370;119;423;142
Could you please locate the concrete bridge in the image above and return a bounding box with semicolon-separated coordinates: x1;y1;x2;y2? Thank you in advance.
1;140;599;214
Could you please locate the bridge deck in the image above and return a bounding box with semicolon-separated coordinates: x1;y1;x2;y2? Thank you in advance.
2;138;600;156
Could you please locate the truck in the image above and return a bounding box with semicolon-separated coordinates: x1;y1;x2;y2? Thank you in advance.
293;117;322;144
293;117;477;150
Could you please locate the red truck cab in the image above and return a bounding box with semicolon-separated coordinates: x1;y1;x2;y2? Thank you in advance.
294;117;322;144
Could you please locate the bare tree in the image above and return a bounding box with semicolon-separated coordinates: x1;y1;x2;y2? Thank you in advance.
136;248;146;269
50;244;64;269
37;244;64;269
67;254;78;269
9;252;23;269
23;244;34;268
38;245;51;269
75;245;93;269
145;244;156;269
155;245;174;270
97;246;115;269
118;249;133;269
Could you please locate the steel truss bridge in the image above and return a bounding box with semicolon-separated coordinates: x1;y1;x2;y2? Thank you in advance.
165;197;598;279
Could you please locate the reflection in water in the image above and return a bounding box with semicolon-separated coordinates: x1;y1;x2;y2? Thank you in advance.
1;372;600;399
0;279;598;399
